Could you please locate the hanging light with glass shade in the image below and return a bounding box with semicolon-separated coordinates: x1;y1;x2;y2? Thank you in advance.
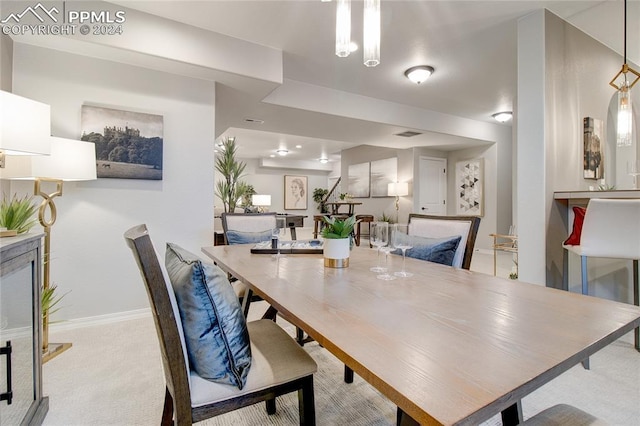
335;0;351;58
609;0;640;147
363;0;380;67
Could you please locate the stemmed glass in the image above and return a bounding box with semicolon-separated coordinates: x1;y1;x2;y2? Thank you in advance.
377;236;397;281
392;224;413;278
369;221;389;273
271;225;286;259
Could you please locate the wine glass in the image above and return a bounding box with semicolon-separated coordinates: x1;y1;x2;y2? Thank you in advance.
392;224;413;278
271;225;286;259
377;235;397;281
369;221;389;273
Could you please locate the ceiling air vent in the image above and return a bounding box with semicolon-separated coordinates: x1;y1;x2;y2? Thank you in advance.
394;130;422;137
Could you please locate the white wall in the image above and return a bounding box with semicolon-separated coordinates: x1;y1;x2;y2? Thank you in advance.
9;43;215;321
518;10;639;301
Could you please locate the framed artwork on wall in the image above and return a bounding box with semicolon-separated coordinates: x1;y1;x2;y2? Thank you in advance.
583;117;604;180
81;105;163;180
284;175;308;210
347;162;370;198
370;157;397;197
456;158;483;216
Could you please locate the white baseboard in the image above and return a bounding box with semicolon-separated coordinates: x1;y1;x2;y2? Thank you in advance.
50;308;151;332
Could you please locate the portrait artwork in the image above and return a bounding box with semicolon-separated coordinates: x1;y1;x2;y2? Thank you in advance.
284;175;308;210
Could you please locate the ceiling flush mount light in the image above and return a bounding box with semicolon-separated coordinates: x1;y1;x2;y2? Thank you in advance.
610;0;640;147
492;111;513;123
404;66;435;84
319;158;329;164
363;0;380;67
335;0;351;57
276;149;289;156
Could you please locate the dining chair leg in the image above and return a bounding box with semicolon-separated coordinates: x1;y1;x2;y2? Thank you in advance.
266;398;276;415
298;376;316;426
161;387;173;426
500;400;523;426
344;365;354;383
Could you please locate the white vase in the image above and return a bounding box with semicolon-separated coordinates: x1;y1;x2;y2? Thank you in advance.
323;238;350;268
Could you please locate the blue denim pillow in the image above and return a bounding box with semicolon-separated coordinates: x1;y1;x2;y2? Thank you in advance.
165;243;251;389
226;229;273;245
392;232;462;267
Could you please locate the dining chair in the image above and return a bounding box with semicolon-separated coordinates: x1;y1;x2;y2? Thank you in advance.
124;224;316;425
406;213;482;270
562;198;640;368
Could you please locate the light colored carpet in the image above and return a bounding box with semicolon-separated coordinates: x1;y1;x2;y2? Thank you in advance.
41;299;639;426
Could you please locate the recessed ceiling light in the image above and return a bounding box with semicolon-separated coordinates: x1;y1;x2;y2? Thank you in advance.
296;145;302;149
319;158;329;164
276;149;289;156
404;65;435;84
350;42;358;52
270;154;275;158
492;111;513;123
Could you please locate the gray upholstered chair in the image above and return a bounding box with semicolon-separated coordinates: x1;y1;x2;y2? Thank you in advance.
124;224;316;425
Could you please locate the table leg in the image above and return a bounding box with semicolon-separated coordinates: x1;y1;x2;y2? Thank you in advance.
501;401;523;426
289;225;297;240
241;288;253;318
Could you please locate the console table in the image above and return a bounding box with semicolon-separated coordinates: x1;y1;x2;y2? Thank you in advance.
0;233;48;425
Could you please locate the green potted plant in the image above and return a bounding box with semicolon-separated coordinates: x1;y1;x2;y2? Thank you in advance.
0;194;38;236
215;137;250;213
321;215;358;268
312;188;329;213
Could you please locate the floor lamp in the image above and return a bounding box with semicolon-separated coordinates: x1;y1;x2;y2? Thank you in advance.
0;137;96;362
388;182;409;223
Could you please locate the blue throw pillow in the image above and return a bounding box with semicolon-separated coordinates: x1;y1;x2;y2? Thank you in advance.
226;229;273;245
165;243;251;389
392;232;462;267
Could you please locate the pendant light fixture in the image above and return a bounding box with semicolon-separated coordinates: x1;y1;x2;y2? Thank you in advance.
335;0;351;58
363;0;380;67
609;0;640;147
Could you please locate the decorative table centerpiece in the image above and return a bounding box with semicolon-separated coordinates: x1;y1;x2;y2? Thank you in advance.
322;215;357;268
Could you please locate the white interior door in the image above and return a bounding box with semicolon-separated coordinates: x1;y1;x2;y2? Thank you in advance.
418;156;446;215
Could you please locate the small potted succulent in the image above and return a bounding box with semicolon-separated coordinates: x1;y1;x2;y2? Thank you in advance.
321;215;358;268
0;194;38;237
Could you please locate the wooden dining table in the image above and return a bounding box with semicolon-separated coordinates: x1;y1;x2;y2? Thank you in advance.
201;244;640;425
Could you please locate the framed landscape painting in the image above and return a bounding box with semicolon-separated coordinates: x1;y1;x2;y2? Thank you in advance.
347;162;370;198
370;157;397;197
284;175;308;210
81;105;163;180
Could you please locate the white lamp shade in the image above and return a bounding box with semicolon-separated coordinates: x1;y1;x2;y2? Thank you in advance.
0;90;51;155
388;182;409;197
252;194;271;206
0;137;96;181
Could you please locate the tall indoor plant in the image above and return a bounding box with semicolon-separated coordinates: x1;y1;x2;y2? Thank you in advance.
214;137;249;213
321;215;358;268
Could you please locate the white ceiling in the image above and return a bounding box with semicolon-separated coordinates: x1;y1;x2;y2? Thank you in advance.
26;1;640;161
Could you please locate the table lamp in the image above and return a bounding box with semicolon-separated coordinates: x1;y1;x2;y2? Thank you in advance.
252;194;271;213
388;182;409;222
0;90;51;167
0;137;97;362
